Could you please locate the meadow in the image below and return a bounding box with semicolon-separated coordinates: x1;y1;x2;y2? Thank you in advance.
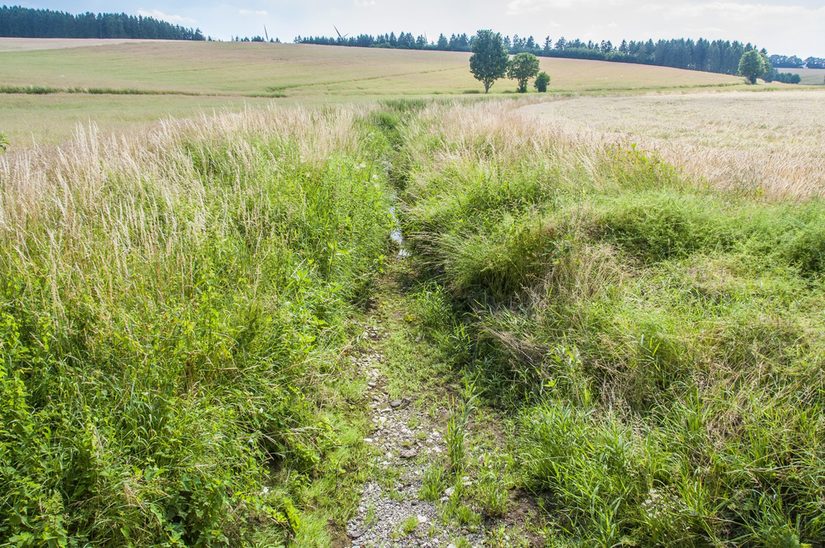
0;38;746;143
1;39;823;546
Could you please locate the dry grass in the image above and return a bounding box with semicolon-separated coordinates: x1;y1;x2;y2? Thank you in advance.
0;37;159;52
0;40;744;143
520;90;825;198
0;41;740;96
0;103;366;238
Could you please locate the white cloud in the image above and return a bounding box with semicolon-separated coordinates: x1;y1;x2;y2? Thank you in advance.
239;9;269;16
508;0;825;19
355;0;377;7
507;0;627;15
137;9;196;25
639;1;812;19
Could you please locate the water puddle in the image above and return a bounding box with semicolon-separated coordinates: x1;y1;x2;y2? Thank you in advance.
389;205;410;258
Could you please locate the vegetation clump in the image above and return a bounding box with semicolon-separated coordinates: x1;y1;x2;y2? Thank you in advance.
534;71;551;92
0;106;394;545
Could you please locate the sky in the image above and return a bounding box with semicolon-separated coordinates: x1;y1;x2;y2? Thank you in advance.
17;0;825;57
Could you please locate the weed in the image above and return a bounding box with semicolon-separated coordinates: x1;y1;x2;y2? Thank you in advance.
420;465;448;502
446;381;478;477
364;504;377;528
400;516;419;536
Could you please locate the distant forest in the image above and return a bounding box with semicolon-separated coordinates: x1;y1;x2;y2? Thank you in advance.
0;5;205;40
770;54;825;69
296;32;821;78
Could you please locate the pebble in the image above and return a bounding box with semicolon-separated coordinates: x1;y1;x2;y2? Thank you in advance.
345;323;486;547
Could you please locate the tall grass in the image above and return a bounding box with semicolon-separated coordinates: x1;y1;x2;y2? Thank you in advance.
0;106;393;544
2;97;822;546
396;101;824;545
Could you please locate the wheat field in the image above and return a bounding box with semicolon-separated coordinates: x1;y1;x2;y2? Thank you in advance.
521;90;825;198
0;38;749;144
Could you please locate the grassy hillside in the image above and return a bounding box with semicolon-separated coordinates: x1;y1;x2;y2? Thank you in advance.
0;37;155;52
0;39;745;144
0;40;741;95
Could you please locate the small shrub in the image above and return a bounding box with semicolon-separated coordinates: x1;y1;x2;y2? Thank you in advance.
534;71;551;92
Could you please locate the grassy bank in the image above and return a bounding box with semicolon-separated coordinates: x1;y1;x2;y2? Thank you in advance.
2;98;822;546
0;106;394;544
393;102;824;545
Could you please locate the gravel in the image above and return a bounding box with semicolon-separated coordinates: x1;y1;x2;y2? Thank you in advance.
345;326;485;547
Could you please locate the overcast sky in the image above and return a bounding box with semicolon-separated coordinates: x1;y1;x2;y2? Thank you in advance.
19;0;825;56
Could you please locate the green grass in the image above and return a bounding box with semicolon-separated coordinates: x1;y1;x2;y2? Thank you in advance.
2;97;822;546
0;105;394;545
393;101;825;546
0;93;277;145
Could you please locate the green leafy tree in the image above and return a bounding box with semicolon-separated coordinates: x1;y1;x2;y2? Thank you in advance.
507;52;540;93
469;30;509;93
739;50;766;84
534;71;551;92
760;51;774;82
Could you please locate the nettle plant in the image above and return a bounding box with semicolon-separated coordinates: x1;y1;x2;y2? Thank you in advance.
0;132;8;152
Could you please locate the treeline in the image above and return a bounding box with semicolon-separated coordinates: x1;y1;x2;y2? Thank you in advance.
771;72;802;84
297;32;770;75
0;5;205;40
231;36;281;43
770;54;825;69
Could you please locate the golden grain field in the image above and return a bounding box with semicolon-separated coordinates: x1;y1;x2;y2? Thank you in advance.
0;38;746;144
520;90;825;198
